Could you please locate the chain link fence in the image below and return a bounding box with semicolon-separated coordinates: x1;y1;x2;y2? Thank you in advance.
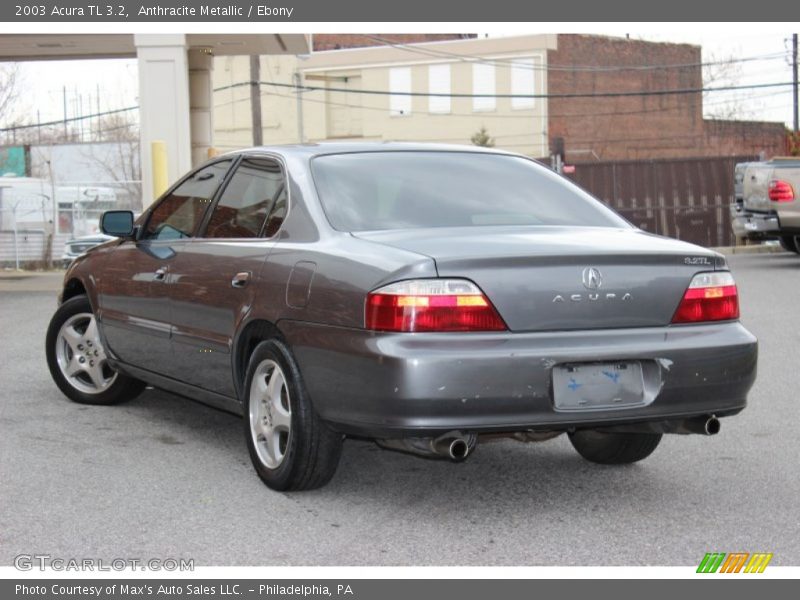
0;180;141;269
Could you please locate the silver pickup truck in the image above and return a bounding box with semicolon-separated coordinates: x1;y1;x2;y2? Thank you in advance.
732;158;800;253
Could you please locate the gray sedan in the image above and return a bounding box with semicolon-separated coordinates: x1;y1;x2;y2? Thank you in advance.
45;143;757;491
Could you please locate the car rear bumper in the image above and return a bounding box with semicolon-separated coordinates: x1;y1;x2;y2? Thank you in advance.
731;209;780;238
279;321;757;437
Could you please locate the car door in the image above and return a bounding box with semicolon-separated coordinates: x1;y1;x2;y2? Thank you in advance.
162;155;289;397
97;159;234;374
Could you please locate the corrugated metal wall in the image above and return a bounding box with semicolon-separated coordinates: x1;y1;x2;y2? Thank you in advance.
565;155;757;247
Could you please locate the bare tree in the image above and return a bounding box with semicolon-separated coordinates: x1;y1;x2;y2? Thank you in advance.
702;51;757;121
0;63;20;125
79;111;142;209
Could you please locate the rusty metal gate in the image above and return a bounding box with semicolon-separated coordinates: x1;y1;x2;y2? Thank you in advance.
565;155;758;248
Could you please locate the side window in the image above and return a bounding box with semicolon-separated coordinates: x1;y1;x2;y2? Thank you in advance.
264;186;288;238
142;160;232;241
203;157;286;239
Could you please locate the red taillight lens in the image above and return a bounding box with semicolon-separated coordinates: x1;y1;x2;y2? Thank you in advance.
768;179;794;202
672;272;739;324
366;279;507;332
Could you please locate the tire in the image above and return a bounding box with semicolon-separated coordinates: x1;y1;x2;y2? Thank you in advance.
243;339;343;491
779;235;800;254
45;294;146;405
568;429;662;465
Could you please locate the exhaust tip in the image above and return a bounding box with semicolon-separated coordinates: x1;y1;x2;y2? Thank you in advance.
705;417;721;436
449;439;470;461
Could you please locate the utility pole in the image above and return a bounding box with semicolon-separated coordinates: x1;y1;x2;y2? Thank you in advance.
793;33;798;133
96;83;101;141
249;55;263;146
294;70;305;143
62;86;67;138
78;93;83;142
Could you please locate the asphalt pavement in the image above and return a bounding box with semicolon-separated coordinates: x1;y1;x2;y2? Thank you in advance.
1;252;799;566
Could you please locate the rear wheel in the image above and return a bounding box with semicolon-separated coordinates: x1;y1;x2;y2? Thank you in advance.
779;235;800;254
568;429;662;465
243;339;343;491
45;295;145;405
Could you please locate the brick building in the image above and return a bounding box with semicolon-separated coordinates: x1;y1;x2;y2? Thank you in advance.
547;34;788;161
311;34;473;52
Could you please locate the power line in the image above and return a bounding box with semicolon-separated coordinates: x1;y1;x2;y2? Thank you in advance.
3;79;788;137
213;80;794;122
212;78;796;101
0;106;137;133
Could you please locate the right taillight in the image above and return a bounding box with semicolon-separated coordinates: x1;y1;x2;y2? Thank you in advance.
672;272;739;324
768;179;794;202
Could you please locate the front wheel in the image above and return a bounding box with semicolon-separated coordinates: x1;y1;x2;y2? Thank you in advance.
568;430;662;465
243;339;343;491
45;295;146;405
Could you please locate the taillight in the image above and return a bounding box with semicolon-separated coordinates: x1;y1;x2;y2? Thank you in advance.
672;272;739;324
366;279;507;332
768;179;794;202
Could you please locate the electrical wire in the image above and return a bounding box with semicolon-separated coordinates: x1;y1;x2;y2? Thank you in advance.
212;79;796;101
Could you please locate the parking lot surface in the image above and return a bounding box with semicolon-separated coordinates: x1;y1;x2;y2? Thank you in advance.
1;252;799;566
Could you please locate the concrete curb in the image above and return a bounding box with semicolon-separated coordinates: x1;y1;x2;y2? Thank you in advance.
0;270;64;293
710;245;787;255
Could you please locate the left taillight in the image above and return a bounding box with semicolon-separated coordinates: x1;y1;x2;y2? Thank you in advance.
365;279;507;332
671;272;739;324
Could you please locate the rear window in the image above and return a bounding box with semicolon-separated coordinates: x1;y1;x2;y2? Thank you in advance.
311;151;629;232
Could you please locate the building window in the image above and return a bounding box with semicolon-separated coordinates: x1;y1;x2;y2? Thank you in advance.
389;67;412;116
511;58;536;109
472;63;496;112
428;64;451;114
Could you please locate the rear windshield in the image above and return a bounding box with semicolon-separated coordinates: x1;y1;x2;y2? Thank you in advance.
311;151;629;232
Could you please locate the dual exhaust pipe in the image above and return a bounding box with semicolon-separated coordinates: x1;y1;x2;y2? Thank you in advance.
377;415;721;460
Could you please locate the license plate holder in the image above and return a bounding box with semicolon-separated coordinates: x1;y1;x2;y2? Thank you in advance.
552;361;646;411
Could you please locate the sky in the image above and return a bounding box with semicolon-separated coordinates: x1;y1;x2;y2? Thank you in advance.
3;31;798;130
639;31;796;126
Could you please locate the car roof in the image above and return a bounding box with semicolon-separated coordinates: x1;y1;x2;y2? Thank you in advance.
222;141;521;160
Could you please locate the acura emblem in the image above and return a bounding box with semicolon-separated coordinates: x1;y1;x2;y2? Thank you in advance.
582;267;603;290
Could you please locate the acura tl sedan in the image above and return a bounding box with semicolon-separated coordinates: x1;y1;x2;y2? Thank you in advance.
46;143;758;491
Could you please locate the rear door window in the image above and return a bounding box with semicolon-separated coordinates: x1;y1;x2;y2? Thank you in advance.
202;157;286;239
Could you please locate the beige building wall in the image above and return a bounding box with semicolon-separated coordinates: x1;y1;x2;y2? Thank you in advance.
213;35;556;158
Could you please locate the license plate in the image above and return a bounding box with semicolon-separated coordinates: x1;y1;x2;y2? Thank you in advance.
552;362;645;411
744;221;759;231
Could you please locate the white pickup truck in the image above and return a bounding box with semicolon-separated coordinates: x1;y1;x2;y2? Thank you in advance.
732;157;800;253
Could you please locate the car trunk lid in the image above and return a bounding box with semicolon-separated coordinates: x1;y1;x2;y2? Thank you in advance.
354;226;720;331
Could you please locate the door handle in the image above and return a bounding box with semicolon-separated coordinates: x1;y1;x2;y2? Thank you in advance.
231;272;251;288
154;267;168;282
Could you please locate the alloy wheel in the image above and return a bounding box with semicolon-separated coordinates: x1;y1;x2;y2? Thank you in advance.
248;359;293;469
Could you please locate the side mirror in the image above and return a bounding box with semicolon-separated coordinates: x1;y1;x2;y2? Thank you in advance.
100;210;135;238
